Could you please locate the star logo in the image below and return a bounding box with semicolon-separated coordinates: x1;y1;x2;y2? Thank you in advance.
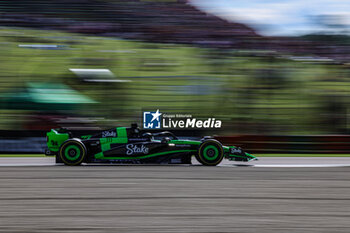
151;109;162;122
143;109;162;129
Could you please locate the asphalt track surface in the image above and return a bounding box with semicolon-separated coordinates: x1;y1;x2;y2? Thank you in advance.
0;158;350;232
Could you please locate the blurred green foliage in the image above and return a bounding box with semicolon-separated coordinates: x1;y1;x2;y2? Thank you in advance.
0;27;349;134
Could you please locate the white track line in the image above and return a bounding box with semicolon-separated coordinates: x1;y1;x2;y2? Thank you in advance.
0;164;56;167
219;164;350;168
1;157;350;167
254;164;350;168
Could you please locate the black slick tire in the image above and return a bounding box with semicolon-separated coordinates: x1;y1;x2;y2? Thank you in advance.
59;139;87;166
196;139;224;166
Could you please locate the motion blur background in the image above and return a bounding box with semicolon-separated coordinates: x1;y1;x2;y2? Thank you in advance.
1;3;350;232
0;0;349;136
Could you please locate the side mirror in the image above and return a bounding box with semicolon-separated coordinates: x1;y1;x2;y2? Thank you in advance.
161;137;171;144
142;132;153;139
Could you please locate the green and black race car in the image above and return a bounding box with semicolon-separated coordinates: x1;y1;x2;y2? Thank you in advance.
45;124;257;166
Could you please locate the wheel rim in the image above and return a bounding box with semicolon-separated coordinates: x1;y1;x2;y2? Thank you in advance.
64;145;81;161
203;145;219;161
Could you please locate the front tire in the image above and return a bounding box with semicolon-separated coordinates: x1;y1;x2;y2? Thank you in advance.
59;139;87;166
196;139;224;166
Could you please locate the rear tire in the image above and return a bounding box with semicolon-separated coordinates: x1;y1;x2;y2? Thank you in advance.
196;139;224;166
59;139;87;166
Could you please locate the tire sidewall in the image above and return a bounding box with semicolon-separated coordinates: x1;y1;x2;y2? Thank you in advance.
59;139;87;166
197;139;224;166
